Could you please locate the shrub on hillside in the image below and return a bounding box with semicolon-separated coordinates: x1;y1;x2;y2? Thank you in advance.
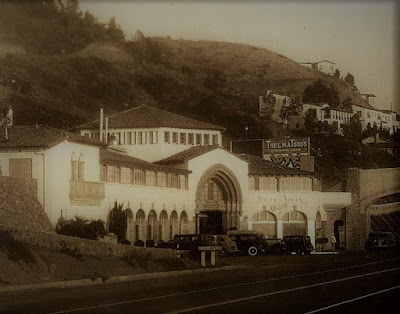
0;230;35;263
56;216;106;240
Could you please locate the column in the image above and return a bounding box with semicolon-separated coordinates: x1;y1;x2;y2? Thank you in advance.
307;219;316;248
277;221;283;238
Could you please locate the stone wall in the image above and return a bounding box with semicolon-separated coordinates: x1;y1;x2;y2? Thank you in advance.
0;176;53;232
0;224;176;260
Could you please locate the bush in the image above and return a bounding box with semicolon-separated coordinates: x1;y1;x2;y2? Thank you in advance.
56;216;106;240
0;230;35;263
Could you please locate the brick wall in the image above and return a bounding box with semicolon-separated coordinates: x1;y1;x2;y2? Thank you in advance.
0;224;176;260
0;176;53;232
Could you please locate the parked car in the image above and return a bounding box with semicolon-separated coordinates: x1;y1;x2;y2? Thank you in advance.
365;231;399;250
228;230;268;256
173;234;209;253
283;235;314;255
265;238;287;255
216;235;239;256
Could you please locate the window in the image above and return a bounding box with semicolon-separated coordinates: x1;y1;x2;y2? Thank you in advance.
196;134;202;145
180;175;188;189
249;176;255;190
212;134;218;145
127;132;132;145
204;134;210;145
78;154;85;181
100;164;107;181
180;133;186;144
9;158;32;178
167;173;180;188
84;133;89;137
138;132;143;144
107;166;120;183
157;172;167;187
133;169;145;185
172;132;178;144
121;167;132;184
164;132;170;143
146;171;156;186
188;133;194;145
149;131;158;144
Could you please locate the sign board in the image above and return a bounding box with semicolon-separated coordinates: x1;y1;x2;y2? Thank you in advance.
263;138;310;155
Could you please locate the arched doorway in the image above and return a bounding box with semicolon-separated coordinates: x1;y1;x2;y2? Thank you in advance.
196;164;243;235
147;210;158;242
135;209;146;242
252;210;277;238
282;210;307;236
126;209;134;244
180;211;189;234
159;210;169;241
170;210;179;238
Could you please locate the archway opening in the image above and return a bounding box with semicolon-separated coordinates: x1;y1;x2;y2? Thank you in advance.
252;210;277;238
282;210;307;236
196;165;243;235
334;220;345;249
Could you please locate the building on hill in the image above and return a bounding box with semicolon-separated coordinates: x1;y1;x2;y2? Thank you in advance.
284;102;399;136
0;105;351;249
362;134;400;157
298;60;336;76
259;90;293;121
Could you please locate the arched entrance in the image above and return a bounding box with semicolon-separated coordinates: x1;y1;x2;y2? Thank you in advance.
135;209;146;242
282;210;307;236
170;210;179;238
159;210;169;241
126;209;134;244
196;164;243;235
252;210;277;238
147;210;158;242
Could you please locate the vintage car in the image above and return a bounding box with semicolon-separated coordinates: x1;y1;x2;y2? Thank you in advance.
365;231;399;250
283;235;314;255
227;230;268;256
265;238;287;255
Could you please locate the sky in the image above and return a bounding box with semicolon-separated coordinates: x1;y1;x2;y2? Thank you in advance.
80;0;399;112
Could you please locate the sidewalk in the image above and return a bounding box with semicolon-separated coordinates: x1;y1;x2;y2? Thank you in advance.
0;265;245;294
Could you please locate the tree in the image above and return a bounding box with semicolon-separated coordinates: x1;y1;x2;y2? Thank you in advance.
344;73;355;86
343;114;362;141
304;109;318;134
334;69;340;79
108;202;127;243
341;97;353;111
302;80;340;107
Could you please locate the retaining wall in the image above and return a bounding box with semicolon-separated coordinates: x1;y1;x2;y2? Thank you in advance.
0;224;177;260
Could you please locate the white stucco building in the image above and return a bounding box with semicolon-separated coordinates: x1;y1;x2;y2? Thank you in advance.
0;105;352;247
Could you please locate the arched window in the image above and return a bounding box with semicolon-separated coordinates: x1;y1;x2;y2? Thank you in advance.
159;210;169;241
282;210;307;236
135;209;146;242
251;210;277;238
170;210;179;239
78;153;85;181
71;153;78;180
147;210;158;241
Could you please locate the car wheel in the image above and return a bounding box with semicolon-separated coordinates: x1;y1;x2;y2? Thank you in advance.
296;250;303;255
248;246;258;256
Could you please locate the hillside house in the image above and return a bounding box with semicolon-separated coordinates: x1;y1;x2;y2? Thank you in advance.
298;60;336;76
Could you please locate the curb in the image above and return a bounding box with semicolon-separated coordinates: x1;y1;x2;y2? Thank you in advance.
0;265;245;294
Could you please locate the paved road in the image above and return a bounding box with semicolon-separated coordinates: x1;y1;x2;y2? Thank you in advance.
1;249;399;313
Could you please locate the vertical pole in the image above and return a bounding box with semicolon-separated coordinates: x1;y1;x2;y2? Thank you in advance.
105;116;109;143
201;251;206;267
99;106;104;142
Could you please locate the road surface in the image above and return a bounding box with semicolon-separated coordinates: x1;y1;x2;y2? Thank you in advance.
1;249;399;313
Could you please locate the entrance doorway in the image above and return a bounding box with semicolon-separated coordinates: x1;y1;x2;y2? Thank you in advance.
195;165;243;235
334;220;345;248
199;210;224;234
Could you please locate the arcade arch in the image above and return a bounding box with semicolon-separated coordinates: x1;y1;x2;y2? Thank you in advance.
282;210;307;236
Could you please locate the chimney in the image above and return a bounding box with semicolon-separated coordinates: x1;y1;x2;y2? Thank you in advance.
105;116;109;143
99;106;104;142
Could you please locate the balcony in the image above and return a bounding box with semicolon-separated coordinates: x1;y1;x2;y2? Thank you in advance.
69;180;105;206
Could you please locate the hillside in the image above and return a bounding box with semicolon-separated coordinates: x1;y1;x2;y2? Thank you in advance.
0;2;370;135
1;1;398;185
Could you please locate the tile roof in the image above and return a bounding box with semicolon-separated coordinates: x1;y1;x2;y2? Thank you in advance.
77;105;224;131
236;153;320;177
100;148;191;175
155;145;220;165
0;125;107;151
